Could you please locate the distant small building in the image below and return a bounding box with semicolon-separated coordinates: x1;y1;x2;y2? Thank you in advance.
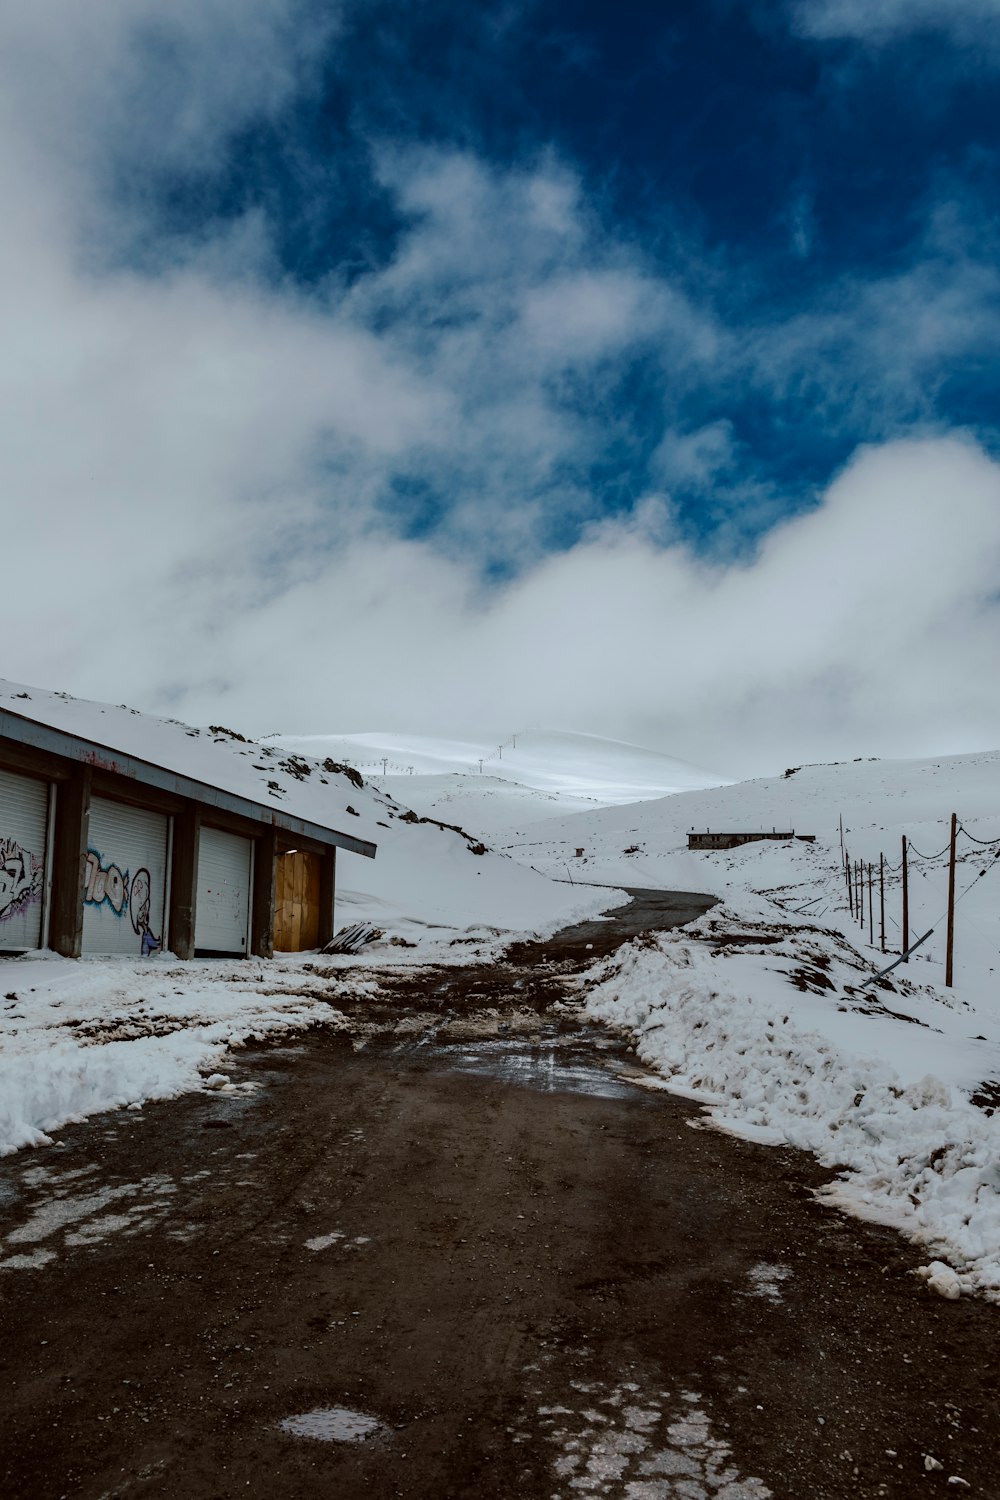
687;831;816;851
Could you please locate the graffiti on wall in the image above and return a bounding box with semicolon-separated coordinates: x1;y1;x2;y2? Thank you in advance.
84;849;162;957
84;849;129;914
129;867;162;958
0;837;43;924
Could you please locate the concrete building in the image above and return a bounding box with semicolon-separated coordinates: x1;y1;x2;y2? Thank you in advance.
0;704;376;960
687;830;815;851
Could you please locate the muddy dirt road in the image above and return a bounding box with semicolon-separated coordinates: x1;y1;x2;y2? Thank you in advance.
1;889;999;1500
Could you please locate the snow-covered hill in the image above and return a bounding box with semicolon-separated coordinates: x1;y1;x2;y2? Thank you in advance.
284;733;1000;1296
6;682;1000;1299
0;681;617;942
1;683;631;1168
277;728;728;840
481;748;1000;1298
503;749;1000;998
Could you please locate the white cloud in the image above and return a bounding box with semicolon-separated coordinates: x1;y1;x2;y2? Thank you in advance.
220;435;997;776
792;0;1000;45
650;421;736;489
1;3;999;777
738;239;1000;435
17;432;997;778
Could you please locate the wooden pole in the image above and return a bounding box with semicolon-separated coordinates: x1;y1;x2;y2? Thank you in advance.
946;812;957;988
879;852;886;954
868;862;874;944
839;814;844;858
846;852;853;916
857;860;863;924
901;835;909;960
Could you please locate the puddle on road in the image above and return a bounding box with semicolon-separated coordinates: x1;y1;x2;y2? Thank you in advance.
435;1031;645;1100
280;1406;383;1442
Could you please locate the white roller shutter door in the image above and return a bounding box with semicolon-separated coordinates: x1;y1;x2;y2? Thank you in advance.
195;827;252;955
0;768;49;951
82;798;168;957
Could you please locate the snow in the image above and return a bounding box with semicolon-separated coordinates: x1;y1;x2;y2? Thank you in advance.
0;678;618;946
5;678;1000;1301
506;750;1000;991
581;901;1000;1295
278;728;728;840
501;751;1000;1295
0;682;619;1163
0;951;348;1166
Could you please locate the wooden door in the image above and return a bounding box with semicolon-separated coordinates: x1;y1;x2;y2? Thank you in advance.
274;849;322;951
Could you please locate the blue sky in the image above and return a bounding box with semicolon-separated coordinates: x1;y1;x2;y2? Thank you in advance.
107;0;1000;560
2;0;1000;771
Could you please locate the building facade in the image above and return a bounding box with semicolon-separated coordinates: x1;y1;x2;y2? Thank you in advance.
0;707;375;960
687;831;815;851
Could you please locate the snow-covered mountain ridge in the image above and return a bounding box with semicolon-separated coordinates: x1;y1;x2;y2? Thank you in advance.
278;727;728;813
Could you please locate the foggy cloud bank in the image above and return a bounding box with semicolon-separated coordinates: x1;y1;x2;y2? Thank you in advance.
3;2;999;777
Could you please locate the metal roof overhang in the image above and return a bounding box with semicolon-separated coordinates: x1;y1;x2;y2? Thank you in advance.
0;708;377;860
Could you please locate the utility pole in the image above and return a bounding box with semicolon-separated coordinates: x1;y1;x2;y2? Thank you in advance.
901;835;909;960
879;853;886;954
845;851;853;917
868;862;874;945
381;757;388;777
946;812;958;988
839;814;844;859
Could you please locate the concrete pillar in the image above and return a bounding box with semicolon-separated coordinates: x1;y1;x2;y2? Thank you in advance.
168;804;201;960
250;826;277;959
49;766;91;958
318;847;337;948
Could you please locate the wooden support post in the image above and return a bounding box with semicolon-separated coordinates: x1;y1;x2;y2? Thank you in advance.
846;852;853;916
879;852;886;954
868;862;874;944
168;804;201;960
318;847;337;949
901;835;909;960
49;766;91;958
946;812;957;988
856;860;863;923
250;826;277;959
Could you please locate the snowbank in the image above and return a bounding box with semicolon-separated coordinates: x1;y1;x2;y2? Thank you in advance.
583;898;1000;1298
0;952;350;1160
